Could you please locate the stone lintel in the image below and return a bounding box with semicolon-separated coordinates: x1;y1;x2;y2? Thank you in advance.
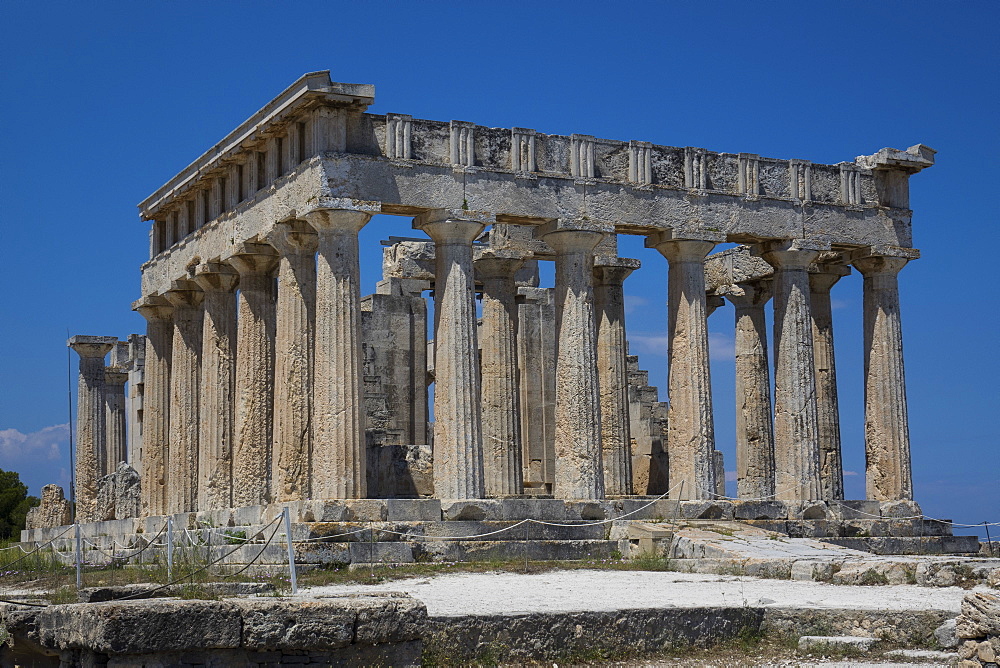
644;228;726;250
594;256;641;271
104;367;129;384
537;218;615;238
414;208;495;228
68;336;118;356
307;197;382;218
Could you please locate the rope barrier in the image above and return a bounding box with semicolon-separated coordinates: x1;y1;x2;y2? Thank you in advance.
0;524;73;571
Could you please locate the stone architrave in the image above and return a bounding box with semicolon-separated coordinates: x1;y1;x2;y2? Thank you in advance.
809;262;850;501
414;209;491;499
540;218;610;500
267;221;318;502
134;297;173;516
228;242;279;507
852;250;916;501
305;201;379;500
724;280;776;500
103;366;129;473
164;282;204;513
192;262;238;510
68;335;117;522
475;250;526;497
759;240;823;501
648;232;720;500
594;257;640;496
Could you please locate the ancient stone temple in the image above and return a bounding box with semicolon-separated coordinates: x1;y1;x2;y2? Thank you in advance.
64;70;934;522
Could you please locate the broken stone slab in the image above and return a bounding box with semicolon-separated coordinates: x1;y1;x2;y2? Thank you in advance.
884;648;957;661
957;590;1000;639
935;617;960;648
797;635;876;652
77;581;275;603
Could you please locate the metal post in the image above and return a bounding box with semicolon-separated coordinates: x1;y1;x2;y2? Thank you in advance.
74;523;82;590
985;521;994;558
283;507;298;595
167;516;174;581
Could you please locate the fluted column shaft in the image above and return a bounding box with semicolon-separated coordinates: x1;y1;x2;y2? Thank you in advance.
415;210;489;499
68;336;116;522
103;368;129;473
307;208;373;499
810;266;849;500
725;282;776;499
543;224;605;499
135;302;172;516
193;264;238;511
164;286;204;513
594;261;638;496
853;255;913;501
268;222;318;502
476;252;525;497
651;236;718;500
229;245;278;507
761;244;822;501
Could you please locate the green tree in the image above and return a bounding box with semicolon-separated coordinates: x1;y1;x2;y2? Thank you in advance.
0;469;39;539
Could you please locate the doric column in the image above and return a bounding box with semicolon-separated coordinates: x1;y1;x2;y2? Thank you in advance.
809;262;850;500
228;242;278;507
193;262;238;511
103;366;129;473
594;257;640;496
68;336;117;522
134;297;173;516
267;221;318;502
852;250;916;501
540;219;610;500
164;283;204;514
475;250;525;497
759;240;823;501
724;280;776;500
648;232;719;500
414;209;491;499
305;201;379;500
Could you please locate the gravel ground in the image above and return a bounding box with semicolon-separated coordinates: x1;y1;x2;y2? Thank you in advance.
304;569;967;617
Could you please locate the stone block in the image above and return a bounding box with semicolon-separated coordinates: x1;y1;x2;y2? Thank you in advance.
880;499;922;518
497;498;567;521
236;599;356;650
791;560;834;582
345;500;388;522
797;635;875;652
294;542;351;565
233;505;268;526
618;498;679;520
349;541;414;564
564;501;612;521
678;501;734;520
733;501;787;520
831;500;881;520
197;507;235;528
386;499;441;521
441;500;503;521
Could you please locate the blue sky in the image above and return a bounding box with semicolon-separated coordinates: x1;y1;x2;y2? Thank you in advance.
1;1;997;536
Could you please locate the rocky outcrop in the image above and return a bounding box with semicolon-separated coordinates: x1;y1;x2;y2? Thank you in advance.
956;590;1000;667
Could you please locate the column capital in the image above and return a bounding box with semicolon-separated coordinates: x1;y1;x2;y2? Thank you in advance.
649;236;717;263
414;208;493;244
228;241;279;276
303;206;376;234
474;250;527;281
850;246;918;277
104;366;129;385
538;218;610;254
723;279;773;308
266;219;319;255
133;295;174;322
756;239;828;270
193;261;239;293
809;261;852;292
68;335;117;358
594;256;641;285
164;279;205;309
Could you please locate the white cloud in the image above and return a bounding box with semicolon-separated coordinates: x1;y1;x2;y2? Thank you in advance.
831;298;850;310
725;470;738;482
843;470;859;476
628;333;669;357
709;331;735;362
624;294;650;315
0;424;68;465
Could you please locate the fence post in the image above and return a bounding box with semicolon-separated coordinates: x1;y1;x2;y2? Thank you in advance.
167;516;174;581
74;523;82;590
283;507;298;595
